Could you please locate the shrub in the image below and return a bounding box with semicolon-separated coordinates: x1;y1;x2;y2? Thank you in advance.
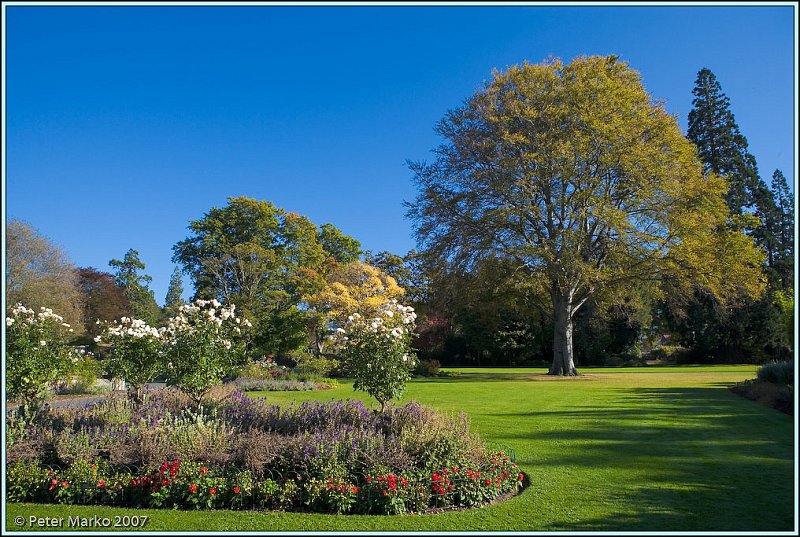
53;351;105;395
414;359;441;377
95;317;163;402
5;393;525;514
757;360;794;385
161;299;252;406
231;378;319;392
235;359;290;380
331;300;418;411
647;345;688;361
7;459;50;502
6;304;75;416
290;350;339;378
303;477;359;514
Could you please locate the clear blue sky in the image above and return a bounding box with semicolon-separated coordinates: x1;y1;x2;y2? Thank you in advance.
5;4;796;305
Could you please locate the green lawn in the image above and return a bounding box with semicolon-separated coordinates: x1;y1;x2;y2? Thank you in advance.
6;365;795;532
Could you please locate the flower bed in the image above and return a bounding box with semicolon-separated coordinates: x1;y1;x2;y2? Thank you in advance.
6;391;524;514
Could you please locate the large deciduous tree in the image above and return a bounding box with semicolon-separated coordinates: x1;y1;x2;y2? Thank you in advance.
407;56;765;375
75;267;132;337
6;219;84;331
172;196;362;358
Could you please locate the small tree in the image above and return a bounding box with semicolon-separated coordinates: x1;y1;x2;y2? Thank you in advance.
109;249;162;325
95;317;163;402
163;266;186;319
6;304;75;416
304;261;405;357
331;300;417;412
161;299;251;406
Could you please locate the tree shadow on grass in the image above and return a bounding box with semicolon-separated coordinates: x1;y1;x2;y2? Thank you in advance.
414;371;595;383
494;386;794;531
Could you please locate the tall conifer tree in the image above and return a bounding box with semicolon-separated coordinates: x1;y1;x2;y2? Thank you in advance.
679;68;788;360
771;169;795;289
164;266;186;317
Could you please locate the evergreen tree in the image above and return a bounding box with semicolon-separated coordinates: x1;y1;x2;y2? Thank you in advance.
676;68;789;362
771;169;795;290
109;249;161;325
163;266;186;317
687;68;761;215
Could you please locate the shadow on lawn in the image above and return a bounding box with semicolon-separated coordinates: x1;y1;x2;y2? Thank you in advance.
497;386;794;531
415;371;593;383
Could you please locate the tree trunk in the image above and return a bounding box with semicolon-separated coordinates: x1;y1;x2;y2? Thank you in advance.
549;292;578;376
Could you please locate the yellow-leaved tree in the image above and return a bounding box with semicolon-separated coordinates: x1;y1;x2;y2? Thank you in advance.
303;261;405;357
407;56;765;375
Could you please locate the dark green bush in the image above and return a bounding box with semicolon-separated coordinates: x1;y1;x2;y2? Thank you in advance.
757;360;794;385
414;359;441;377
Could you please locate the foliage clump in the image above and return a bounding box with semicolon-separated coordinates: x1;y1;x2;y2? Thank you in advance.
7;393;524;514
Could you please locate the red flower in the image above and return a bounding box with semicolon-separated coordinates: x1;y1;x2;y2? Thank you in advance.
189;484;198;493
200;467;208;474
51;479;58;485
130;479;137;487
453;467;458;473
351;486;358;493
162;479;170;486
366;475;372;483
61;481;68;488
518;473;524;481
382;490;388;496
233;486;240;494
97;480;106;487
447;485;454;491
327;484;334;490
485;479;492;486
210;487;217;495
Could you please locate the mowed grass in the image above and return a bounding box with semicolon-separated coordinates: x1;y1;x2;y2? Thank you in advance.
7;365;795;532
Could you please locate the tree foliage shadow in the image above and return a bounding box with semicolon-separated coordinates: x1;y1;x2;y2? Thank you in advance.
495;386;794;531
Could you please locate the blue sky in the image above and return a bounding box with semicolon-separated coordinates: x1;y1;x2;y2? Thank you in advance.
4;4;796;305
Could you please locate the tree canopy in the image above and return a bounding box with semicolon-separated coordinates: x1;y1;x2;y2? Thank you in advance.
172;196;364;358
6;219;84;331
407;56;765;375
109;249;162;325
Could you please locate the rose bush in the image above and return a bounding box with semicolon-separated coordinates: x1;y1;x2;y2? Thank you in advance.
95;317;163;402
6;304;76;416
330;300;418;411
160;299;252;406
